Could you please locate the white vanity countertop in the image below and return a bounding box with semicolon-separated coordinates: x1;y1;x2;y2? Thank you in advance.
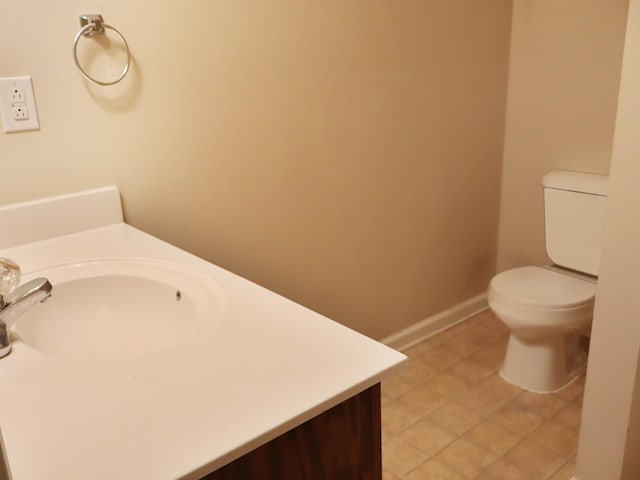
0;222;406;480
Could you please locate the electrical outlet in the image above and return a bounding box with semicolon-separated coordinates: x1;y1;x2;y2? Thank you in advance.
12;105;29;120
0;76;39;133
10;89;25;104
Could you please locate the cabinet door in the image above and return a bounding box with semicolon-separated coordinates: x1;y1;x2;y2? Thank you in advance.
203;384;381;480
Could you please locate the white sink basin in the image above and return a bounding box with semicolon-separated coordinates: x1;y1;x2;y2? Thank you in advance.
11;259;224;361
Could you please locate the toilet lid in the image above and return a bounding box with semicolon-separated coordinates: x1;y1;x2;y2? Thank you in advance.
490;266;596;309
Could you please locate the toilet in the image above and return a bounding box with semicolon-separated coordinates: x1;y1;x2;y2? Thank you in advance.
488;170;608;393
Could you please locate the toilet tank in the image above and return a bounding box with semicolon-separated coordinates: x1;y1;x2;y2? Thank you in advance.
543;170;608;276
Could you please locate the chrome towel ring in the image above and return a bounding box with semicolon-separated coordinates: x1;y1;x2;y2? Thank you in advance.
73;14;131;86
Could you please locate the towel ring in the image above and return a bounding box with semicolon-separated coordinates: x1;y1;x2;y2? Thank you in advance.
73;14;131;86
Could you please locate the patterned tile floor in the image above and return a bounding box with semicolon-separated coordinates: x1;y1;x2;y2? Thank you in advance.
381;309;584;479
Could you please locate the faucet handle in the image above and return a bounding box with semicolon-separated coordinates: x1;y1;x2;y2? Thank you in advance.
0;258;21;296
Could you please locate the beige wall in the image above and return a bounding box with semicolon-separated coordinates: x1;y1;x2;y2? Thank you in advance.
577;1;640;477
497;0;628;272
0;2;511;339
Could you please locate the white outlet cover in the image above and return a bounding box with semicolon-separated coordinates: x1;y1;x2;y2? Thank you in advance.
0;76;40;133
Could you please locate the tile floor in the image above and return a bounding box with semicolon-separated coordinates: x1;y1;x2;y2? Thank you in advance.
381;309;585;480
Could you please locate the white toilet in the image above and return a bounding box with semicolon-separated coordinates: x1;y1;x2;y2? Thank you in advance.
488;170;608;393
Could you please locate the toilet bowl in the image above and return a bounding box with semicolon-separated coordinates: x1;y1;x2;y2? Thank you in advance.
488;265;595;393
488;169;608;393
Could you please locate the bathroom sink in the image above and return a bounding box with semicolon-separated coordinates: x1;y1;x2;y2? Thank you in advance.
10;259;224;361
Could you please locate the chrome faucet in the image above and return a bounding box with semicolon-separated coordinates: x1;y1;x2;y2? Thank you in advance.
0;258;52;358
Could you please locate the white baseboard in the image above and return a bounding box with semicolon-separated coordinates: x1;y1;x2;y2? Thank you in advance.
381;293;489;351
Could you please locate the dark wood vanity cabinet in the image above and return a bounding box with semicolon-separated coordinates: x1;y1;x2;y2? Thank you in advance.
202;383;382;480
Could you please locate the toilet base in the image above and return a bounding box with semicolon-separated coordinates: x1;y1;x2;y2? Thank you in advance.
500;333;587;393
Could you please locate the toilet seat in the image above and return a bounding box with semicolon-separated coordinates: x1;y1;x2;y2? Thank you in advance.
489;266;595;310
